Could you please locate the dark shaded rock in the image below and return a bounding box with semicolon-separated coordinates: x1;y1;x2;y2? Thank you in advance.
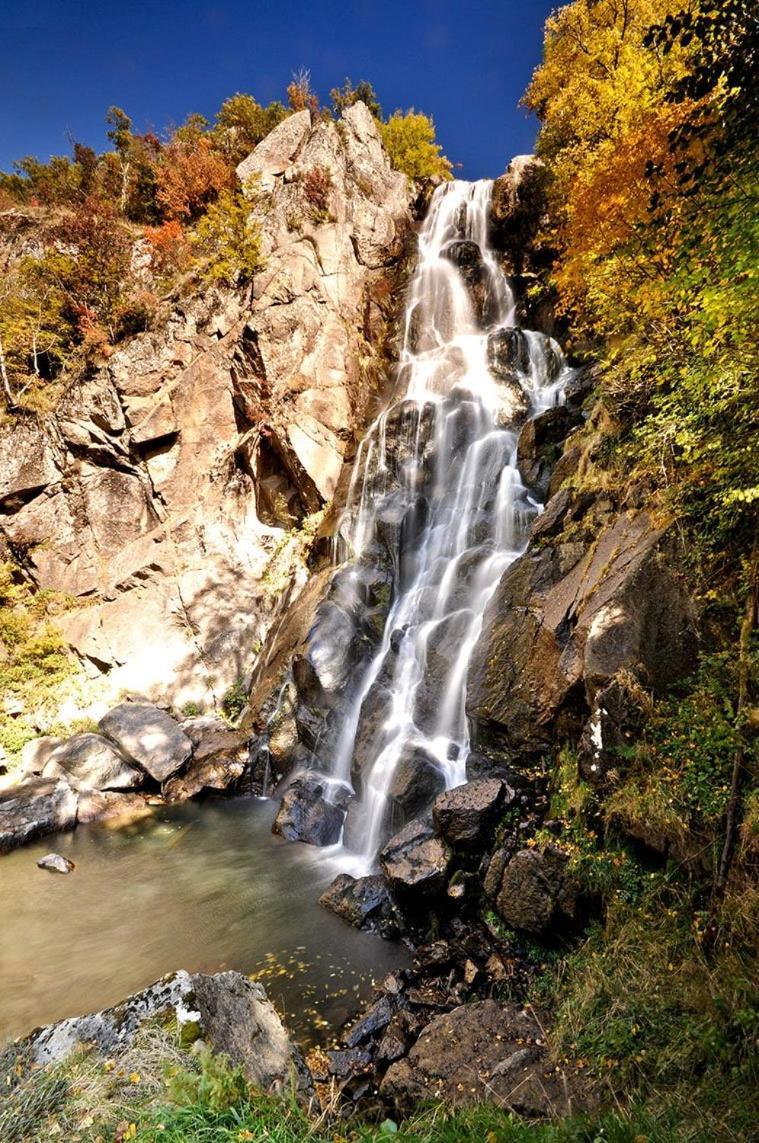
491;155;550;278
99;703;192;782
162;751;246;801
387;746;446;825
432;778;509;848
578;671;651;787
273;773;345;846
343;994;396;1048
22;970;312;1097
376;1010;420;1064
37;852;75;874
319;872;401;937
484;848;510;899
517;405;573;497
0;778;79;854
468;510;697;757
487;327;529;377
326;1047;373;1078
563;364;598;411
381;998;581;1116
380;819;451;898
496;846;578;935
42;734;142;791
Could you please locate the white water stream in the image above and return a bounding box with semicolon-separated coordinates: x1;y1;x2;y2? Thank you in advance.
316;180;569;872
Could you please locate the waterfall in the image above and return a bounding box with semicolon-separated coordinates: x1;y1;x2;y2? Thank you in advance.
311;180;569;872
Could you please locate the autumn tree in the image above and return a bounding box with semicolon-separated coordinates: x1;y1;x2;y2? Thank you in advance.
380;110;452;181
156;116;232;220
212;93;289;164
287;68;320;115
330;78;383;120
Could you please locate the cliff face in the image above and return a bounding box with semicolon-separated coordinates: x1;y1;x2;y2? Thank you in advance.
0;103;412;715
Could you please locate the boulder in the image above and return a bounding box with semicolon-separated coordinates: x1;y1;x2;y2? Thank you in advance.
386;746;446;824
432;777;509;848
43;734;143;791
495;846;578;935
75;789;151;825
19;735;63;777
98;703;193;782
381;999;579;1116
517;405;573;497
380;819;451;898
23;970;312;1097
272;773;345;846
37;852;75;874
319;872;401;937
0;778;78;854
162;751;246;802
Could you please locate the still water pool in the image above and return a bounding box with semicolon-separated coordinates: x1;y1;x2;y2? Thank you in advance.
0;796;406;1046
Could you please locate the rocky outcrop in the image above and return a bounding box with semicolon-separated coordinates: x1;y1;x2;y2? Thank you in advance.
381;999;580;1116
468;501;697;757
98;702;193;782
41;733;142;790
21;969;312;1097
495;846;579;935
0;102;412;716
0;778;78;853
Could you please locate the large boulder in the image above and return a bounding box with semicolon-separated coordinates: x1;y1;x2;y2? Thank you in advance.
386;746;446;824
272;773;345;846
468;509;697;756
22;970;312;1096
42;733;143;791
379;819;451;898
381;999;579;1116
319;872;401;937
432;777;509;849
495;846;578;935
98;703;193;783
516;405;574;498
0;778;78;854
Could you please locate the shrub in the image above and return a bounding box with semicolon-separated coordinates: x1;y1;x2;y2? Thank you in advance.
192;188;263;285
300;164;333;220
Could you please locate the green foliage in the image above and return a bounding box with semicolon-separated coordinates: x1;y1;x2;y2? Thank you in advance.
380;111;452;182
192;187;263;285
221;677;248;722
213;93;289;164
164;1046;249;1112
0;562;75;760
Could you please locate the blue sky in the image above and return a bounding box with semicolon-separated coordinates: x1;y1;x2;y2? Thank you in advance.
0;0;554;178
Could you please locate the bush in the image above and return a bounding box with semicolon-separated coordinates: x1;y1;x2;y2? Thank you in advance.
300;164;333;220
192;188;263;285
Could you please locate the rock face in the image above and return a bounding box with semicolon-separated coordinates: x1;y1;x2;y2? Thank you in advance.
319;872;402;938
468;506;697;756
22;969;311;1096
0;102;412;714
381;999;578;1116
98;702;193;782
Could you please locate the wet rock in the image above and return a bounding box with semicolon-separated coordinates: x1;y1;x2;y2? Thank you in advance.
22;970;312;1096
432;778;509;849
381;998;579;1116
491;155;549;278
75;789;151;825
319;872;401;937
578;671;651;788
0;778;78;853
380;819;451;898
162;751;246;801
99;703;193;783
37;852;75;874
272;773;345;846
487;327;530;378
326;1047;373;1078
343;994;396;1048
495;846;578;935
387;746;446;825
517;405;573;497
43;734;143;791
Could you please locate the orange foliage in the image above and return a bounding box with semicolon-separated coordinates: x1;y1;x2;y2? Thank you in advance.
145;219;192;276
155;136;232;220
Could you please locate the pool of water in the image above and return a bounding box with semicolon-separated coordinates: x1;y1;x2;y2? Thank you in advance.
0;796;406;1047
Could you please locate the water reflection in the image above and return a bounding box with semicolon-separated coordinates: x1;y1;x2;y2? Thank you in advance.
0;797;406;1045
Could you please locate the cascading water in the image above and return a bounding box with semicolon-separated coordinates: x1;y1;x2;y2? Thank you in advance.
310;179;569;873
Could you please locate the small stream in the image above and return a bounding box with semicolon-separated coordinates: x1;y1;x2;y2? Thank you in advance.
0;797;407;1047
